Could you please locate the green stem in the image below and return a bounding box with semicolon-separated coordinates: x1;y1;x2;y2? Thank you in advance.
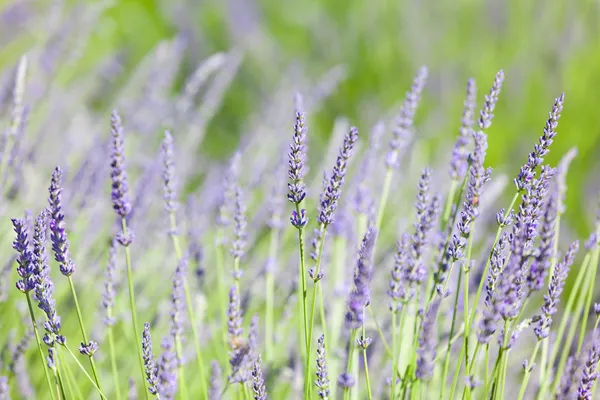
67;276;102;391
121;217;150;399
362;311;372;400
483;344;490;396
440;266;463;400
367;308;392;358
517;341;541;400
59;348;78;400
577;244;600;352
442;180;459;228
295;203;309;356
170;213;205;399
391;310;398;400
55;348;68;400
107;326;122;400
449;340;466;400
63;344;107;399
463;234;475;375
343;330;358;400
305;224;328;398
25;293;57;400
376;169;393;232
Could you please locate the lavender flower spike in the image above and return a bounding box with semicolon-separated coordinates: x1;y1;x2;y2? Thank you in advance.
478;70;504;130
386;66;428;169
450;78;477;180
345;228;377;329
142;323;159;395
110;109;132;218
315;334;330;399
252;355;267;400
230;186;247;261
208;361;222;399
534;241;579;340
416;298;441;381
0;376;8;400
577;332;600;399
48;166;75;276
169;257;187;339
157;337;178;399
102;239;118;326
12;217;34;293
287;102;308;205
515;93;564;191
162;130;178;214
318;127;359;226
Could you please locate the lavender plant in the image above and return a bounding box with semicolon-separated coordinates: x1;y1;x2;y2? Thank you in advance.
3;24;600;400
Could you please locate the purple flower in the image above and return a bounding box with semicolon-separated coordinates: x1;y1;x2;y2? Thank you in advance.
388;233;410;311
287;103;308;205
318;127;359;226
315;334;330;399
515;94;564;191
48;166;76;276
217;152;241;228
449;78;477;180
337;373;355;389
79;341;99;356
534;241;579;340
230;186;247;260
577;333;600;399
170;257;187;339
290;209;308;229
109;110;132;218
161;131;178;214
11;218;34;293
345;228;377;329
158;337;178;399
0;376;8;400
227;285;243;341
142;323;159;395
386;66;428;169
527;191;558;293
416;298;441;381
478;70;504;130
209;361;222;399
251;355;267;400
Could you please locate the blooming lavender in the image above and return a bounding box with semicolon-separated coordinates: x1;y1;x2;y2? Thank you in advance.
48;166;75;276
388;233;410;311
515;93;564;191
158;337;178;399
12;218;34;293
478;70;504;130
449;79;477;180
227;285;249;383
230;185;247;262
345;228;377;330
162;130;178;214
527;191;558;293
252;356;267;400
169;257;187;339
287;105;308;206
386;66;428;169
318;126;359;226
209;361;222;400
110;109;132;218
142;323;159;395
315;334;330;399
577;334;600;399
217;151;241;228
416;298;441;381
534;241;579;340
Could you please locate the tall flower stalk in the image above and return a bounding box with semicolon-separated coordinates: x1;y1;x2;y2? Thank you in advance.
161;130;206;398
109;109;148;398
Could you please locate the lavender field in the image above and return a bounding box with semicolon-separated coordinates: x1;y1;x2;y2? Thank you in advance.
1;1;600;400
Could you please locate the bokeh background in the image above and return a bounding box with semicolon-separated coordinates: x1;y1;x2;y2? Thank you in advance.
1;0;599;229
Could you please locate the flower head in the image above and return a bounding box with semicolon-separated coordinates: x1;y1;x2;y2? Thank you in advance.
345;228;377;329
110;110;132;218
48;166;76;276
315;334;330;399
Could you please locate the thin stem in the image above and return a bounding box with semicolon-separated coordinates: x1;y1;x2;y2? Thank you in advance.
362;310;372;400
59;348;78;400
295;203;309;354
483;344;490;396
577;244;600;352
442;180;459;228
107;326;121;400
391;310;398;400
62;344;107;399
463;234;475;375
449;339;466;400
367;307;392;358
517;340;541;400
376;169;393;231
343;329;358;400
170;213;205;399
121;217;150;399
305;224;328;398
63;344;107;399
55;348;68;400
440;266;463;400
25;293;57;400
67;276;102;391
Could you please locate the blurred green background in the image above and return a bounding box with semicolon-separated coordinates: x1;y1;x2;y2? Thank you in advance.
1;0;599;234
